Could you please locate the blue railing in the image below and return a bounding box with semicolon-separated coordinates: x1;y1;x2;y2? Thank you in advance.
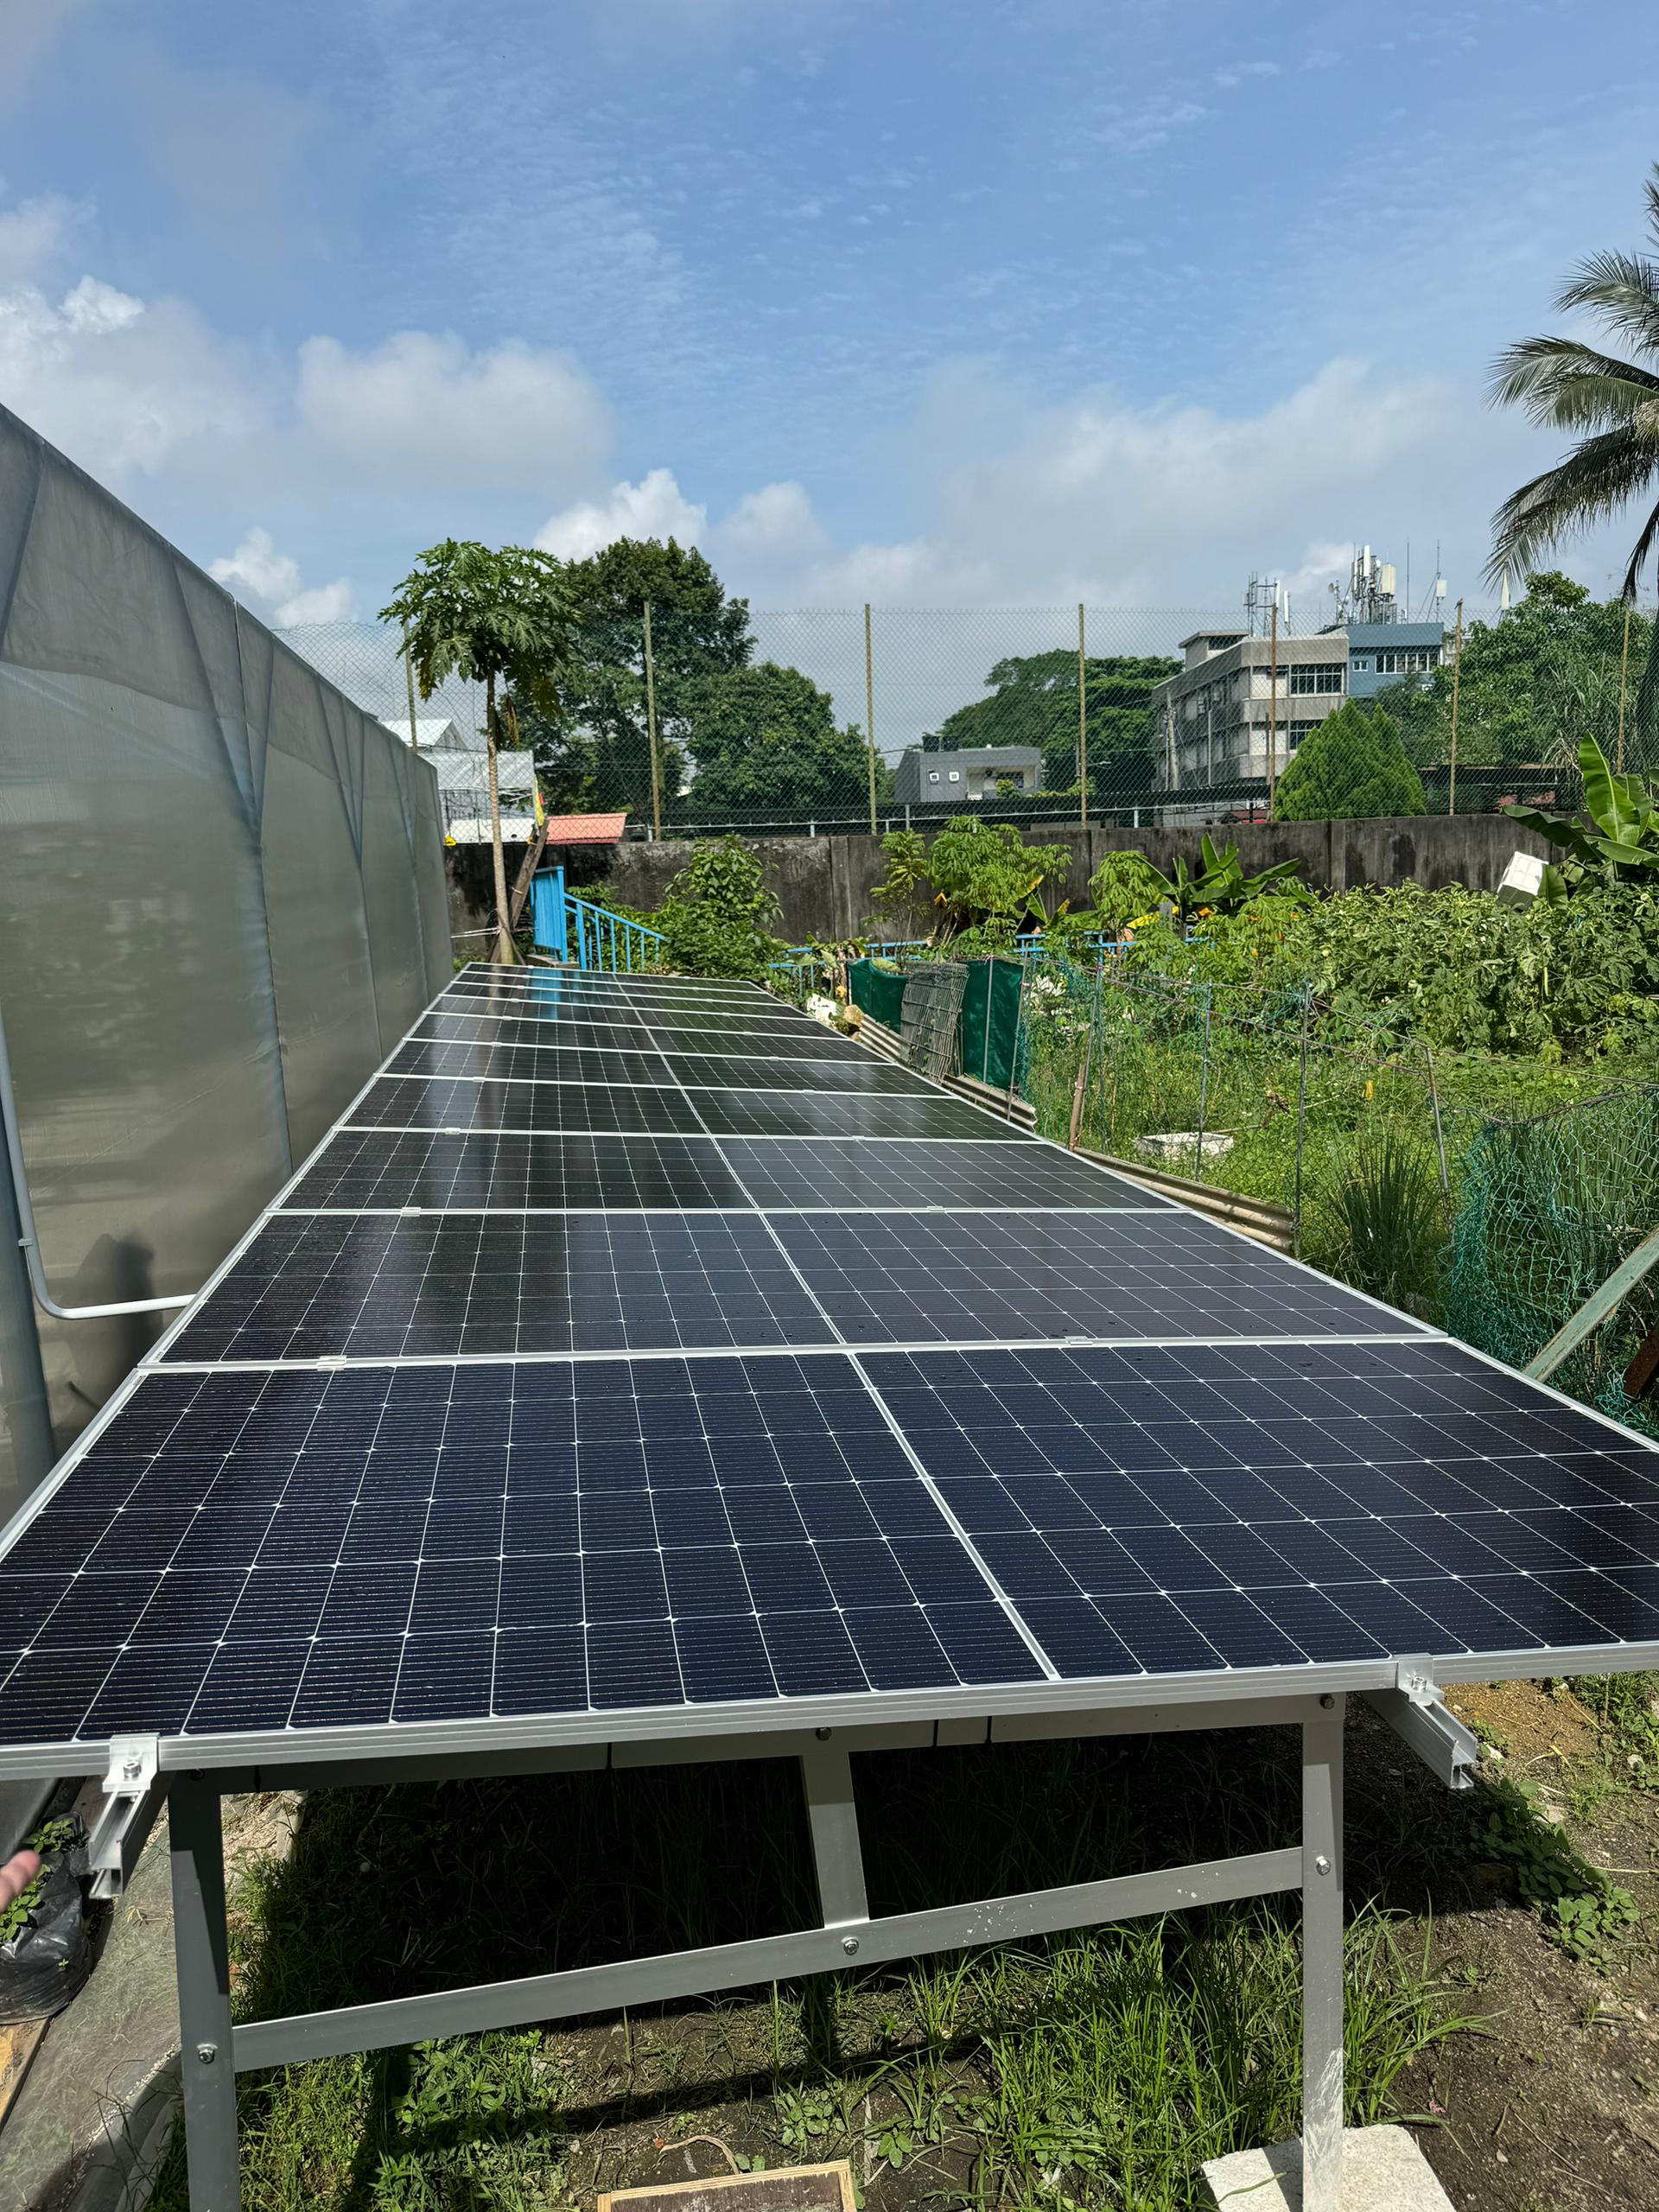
528;868;666;971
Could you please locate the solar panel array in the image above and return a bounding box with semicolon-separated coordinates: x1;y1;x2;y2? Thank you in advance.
3;958;1659;1768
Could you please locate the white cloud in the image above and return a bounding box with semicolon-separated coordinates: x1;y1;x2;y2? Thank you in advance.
210;524;299;603
0;262;263;479
297;331;608;492
210;525;353;626
0;191;79;286
533;467;707;560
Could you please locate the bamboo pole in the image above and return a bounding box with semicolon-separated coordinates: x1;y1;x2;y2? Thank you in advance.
1618;602;1632;774
864;603;878;836
1077;602;1088;829
1447;598;1464;814
643;601;664;842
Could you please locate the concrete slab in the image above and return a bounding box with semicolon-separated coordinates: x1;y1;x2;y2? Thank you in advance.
1202;2125;1456;2212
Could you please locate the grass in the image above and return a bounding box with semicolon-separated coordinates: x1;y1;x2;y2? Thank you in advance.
148;1726;1482;2212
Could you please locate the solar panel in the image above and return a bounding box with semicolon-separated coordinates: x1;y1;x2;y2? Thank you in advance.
0;1354;1046;1747
772;1210;1427;1345
350;1077;708;1137
6;957;1659;1777
386;1037;938;1097
284;1130;751;1211
859;1338;1659;1677
690;1094;1027;1141
159;1213;836;1362
388;1039;687;1088
714;1136;1173;1211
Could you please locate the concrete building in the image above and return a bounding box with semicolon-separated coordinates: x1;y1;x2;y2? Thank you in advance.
1150;620;1446;800
894;744;1044;804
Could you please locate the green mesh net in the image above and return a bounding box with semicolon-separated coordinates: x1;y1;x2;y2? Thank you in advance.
1443;1086;1659;1440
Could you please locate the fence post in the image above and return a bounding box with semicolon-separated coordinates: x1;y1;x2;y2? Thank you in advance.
1293;985;1312;1260
1618;602;1632;775
402;620;420;749
1077;601;1088;830
1267;599;1280;822
644;601;664;842
1422;1043;1450;1196
864;603;878;837
1005;963;1027;1120
1447;597;1464;816
1192;982;1213;1181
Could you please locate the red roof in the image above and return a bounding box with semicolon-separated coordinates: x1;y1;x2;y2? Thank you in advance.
542;811;628;845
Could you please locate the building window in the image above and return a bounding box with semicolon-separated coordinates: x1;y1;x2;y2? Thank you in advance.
1372;646;1441;675
1351;654;1372;672
948;770;961;781
927;770;940;783
1288;663;1344;695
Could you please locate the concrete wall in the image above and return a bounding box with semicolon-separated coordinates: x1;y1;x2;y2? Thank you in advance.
576;813;1551;944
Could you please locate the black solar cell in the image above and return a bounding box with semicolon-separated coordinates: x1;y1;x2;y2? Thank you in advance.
774;1210;1421;1343
352;1077;705;1136
716;1136;1170;1211
162;1212;836;1362
0;1356;1046;1746
285;1130;749;1211
859;1338;1659;1675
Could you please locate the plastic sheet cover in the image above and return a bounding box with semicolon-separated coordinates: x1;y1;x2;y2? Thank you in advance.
0;404;448;1502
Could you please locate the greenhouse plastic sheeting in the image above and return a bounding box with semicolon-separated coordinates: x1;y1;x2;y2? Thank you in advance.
0;403;449;1518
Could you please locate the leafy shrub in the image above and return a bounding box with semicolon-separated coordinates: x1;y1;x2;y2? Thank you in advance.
1320;1131;1446;1317
1088;851;1168;933
1303;880;1659;1057
655;836;782;977
1276;702;1426;821
870;817;1071;945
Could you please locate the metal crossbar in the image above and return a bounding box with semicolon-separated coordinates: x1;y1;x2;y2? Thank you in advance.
168;1695;1354;2212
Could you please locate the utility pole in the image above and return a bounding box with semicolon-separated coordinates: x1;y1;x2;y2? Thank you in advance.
1267;598;1280;821
864;603;878;836
1447;597;1465;815
1077;603;1088;830
643;601;664;841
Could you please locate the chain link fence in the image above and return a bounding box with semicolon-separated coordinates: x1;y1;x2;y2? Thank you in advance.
270;598;1647;842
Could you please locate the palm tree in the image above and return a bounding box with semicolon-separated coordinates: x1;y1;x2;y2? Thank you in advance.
1488;162;1659;753
380;543;575;962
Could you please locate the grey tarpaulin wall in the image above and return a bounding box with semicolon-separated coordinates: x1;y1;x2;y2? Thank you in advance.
0;402;449;1520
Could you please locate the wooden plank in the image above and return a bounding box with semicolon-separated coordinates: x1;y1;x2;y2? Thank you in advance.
599;2158;855;2212
0;2016;48;2133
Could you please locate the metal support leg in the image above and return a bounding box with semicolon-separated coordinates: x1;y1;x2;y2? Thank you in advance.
1301;1699;1345;2212
170;1776;241;2212
800;1743;868;1929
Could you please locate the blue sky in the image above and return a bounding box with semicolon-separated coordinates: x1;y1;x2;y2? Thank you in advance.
1;0;1654;629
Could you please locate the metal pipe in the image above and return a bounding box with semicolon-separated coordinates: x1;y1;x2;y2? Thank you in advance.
0;1000;194;1321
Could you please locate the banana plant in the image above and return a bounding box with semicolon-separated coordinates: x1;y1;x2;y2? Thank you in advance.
1144;833;1311;921
1505;735;1659;896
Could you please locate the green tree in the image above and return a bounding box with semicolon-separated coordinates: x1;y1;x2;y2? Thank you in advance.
379;540;574;961
521;537;753;822
1275;702;1426;821
921;652;1178;794
683;661;888;817
1380;577;1653;774
1488;160;1659;762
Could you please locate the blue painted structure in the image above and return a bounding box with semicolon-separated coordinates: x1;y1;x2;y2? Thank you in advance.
528;867;668;970
1346;621;1446;702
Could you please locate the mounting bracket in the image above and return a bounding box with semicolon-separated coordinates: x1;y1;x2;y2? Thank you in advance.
87;1733;167;1898
1362;1662;1478;1792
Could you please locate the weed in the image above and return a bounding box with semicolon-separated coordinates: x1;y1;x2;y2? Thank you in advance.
1469;1777;1639;1963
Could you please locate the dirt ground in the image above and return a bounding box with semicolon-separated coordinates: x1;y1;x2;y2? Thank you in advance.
462;1685;1659;2212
